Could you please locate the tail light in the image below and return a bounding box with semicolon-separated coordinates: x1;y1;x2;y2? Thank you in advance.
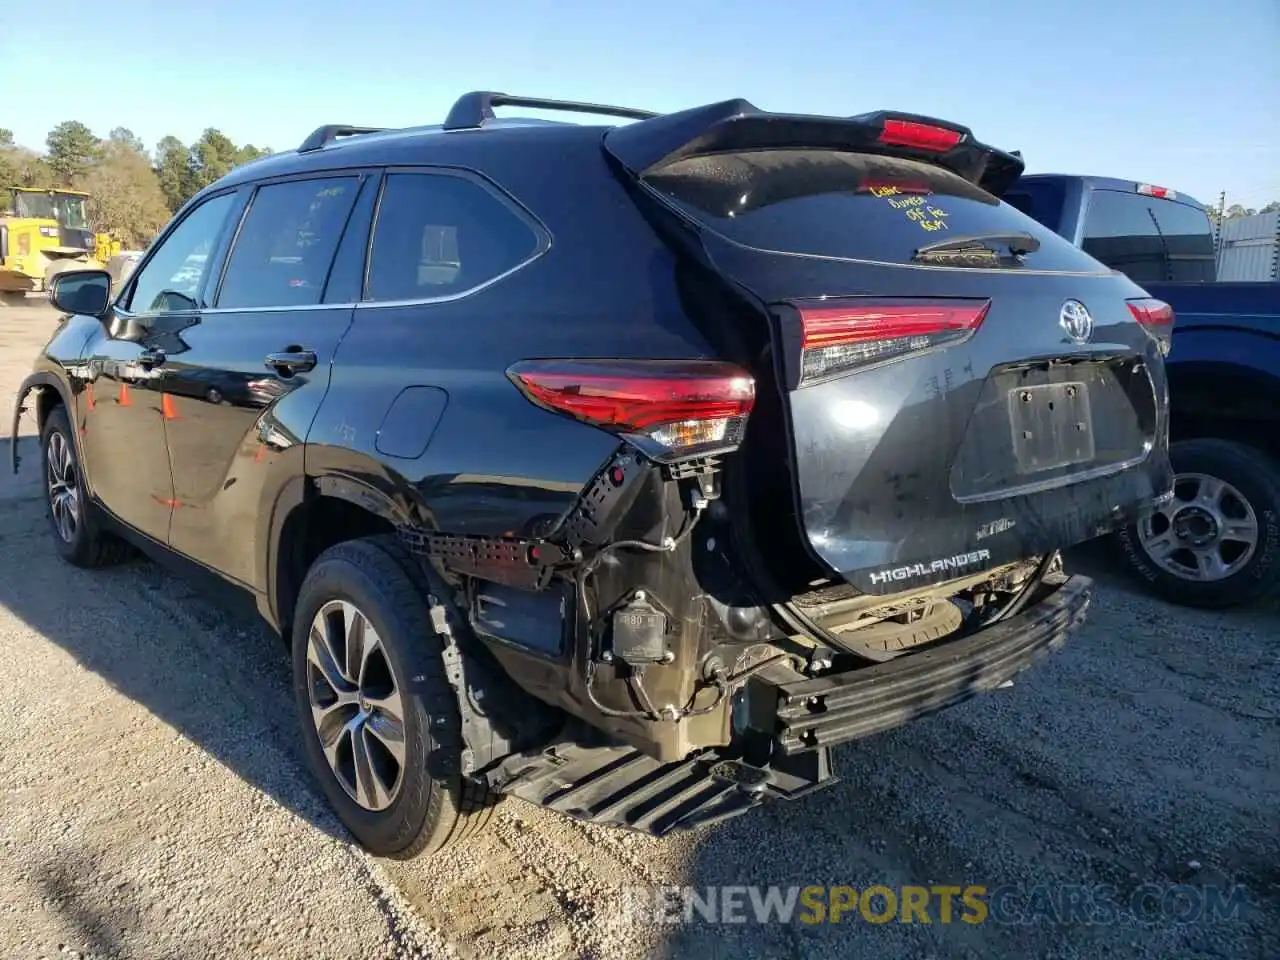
1127;297;1174;353
793;298;990;386
507;359;755;461
878;119;964;152
1136;183;1177;200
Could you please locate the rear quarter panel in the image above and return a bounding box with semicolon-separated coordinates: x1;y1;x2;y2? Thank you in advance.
305;136;723;537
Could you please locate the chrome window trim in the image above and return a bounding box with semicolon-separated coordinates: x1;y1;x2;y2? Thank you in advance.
354;249;548;309
203;302;359;315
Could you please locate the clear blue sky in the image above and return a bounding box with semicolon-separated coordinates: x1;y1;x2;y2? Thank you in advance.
3;0;1277;207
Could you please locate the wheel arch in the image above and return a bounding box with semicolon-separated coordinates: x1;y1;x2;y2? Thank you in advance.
10;373;77;477
1166;360;1280;460
264;471;411;640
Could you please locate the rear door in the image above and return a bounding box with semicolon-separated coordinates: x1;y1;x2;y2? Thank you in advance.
631;145;1172;592
161;172;373;585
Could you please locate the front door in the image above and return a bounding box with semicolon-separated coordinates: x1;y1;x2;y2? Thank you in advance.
78;191;240;543
162;173;371;586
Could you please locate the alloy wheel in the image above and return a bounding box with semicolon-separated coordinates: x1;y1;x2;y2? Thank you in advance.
306;600;407;811
46;430;80;544
1138;472;1259;582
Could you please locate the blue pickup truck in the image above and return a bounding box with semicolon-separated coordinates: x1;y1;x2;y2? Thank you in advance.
1005;175;1280;608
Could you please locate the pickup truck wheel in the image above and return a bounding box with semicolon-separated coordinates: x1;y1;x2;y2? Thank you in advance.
40;406;133;568
1117;438;1280;609
290;535;498;859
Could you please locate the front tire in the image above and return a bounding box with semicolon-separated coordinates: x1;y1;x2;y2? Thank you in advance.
291;535;498;858
40;405;132;568
1117;438;1280;609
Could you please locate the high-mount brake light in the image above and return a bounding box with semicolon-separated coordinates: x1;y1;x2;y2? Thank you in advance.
878;119;964;152
1136;183;1177;200
507;359;755;462
793;299;990;386
1127;297;1174;353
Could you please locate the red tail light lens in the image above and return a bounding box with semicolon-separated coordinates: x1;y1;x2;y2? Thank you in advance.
1127;297;1174;353
507;359;755;461
1127;298;1174;328
1136;183;1177;200
878;119;964;152
794;299;990;385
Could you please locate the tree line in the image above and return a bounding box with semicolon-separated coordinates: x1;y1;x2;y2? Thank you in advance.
2;122;1276;249
0;122;272;248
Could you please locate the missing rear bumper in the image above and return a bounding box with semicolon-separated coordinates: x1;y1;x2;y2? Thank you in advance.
772;573;1091;753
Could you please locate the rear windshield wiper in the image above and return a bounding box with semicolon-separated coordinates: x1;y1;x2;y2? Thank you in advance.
913;232;1041;258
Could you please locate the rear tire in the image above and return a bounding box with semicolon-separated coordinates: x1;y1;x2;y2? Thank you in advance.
1117;438;1280;609
40;405;133;568
291;535;499;858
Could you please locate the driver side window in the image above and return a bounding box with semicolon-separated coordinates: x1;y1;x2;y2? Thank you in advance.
126;193;236;314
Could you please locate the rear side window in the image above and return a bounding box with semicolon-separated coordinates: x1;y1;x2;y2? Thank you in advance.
216;176;360;309
364;172;543;302
642;150;1104;272
1082;190;1215;283
1003;180;1068;237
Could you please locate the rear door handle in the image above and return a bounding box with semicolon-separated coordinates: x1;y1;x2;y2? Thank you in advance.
264;350;317;376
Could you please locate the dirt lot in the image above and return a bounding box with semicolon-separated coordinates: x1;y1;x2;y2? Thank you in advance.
1;300;1277;960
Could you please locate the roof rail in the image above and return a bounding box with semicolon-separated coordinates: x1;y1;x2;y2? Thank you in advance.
297;125;388;153
443;92;658;132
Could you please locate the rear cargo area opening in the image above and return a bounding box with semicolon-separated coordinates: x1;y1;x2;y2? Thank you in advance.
613;115;1166;659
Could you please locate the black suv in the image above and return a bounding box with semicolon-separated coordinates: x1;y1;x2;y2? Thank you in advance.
13;92;1173;858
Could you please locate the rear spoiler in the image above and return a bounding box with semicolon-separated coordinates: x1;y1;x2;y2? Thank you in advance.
603;99;1025;195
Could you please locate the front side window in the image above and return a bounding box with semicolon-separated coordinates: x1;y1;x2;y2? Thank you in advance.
53;193;89;229
127;193;237;314
364;172;543;302
216;177;360;309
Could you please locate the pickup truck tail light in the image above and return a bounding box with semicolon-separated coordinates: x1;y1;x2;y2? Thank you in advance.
1128;298;1174;353
507;359;755;462
793;298;990;386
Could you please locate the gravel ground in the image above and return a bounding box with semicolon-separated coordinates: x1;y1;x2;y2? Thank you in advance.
1;301;1277;959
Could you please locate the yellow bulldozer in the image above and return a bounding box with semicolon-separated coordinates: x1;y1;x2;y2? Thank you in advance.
0;187;121;305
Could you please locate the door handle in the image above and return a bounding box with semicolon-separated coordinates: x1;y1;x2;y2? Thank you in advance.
138;348;166;369
264;350;317;376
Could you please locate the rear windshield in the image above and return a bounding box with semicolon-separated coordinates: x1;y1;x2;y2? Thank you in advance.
643;150;1106;273
1082;190;1216;283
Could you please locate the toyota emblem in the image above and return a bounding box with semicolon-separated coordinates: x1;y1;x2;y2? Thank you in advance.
1060;299;1094;345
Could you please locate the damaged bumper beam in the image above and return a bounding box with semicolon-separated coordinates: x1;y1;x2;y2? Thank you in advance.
773;573;1092;754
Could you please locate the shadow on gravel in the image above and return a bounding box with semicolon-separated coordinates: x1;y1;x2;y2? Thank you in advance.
32;848;212;960
0;436;348;845
655;540;1279;960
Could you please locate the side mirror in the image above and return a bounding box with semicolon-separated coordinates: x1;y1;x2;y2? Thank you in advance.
50;269;112;318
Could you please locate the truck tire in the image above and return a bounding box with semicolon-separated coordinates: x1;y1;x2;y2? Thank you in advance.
1117;438;1280;609
40;405;133;568
291;535;499;858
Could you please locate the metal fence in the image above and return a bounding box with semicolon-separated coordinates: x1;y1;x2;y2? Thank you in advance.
1215;211;1279;281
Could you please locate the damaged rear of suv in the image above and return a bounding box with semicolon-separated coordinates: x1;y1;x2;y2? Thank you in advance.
16;92;1172;857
